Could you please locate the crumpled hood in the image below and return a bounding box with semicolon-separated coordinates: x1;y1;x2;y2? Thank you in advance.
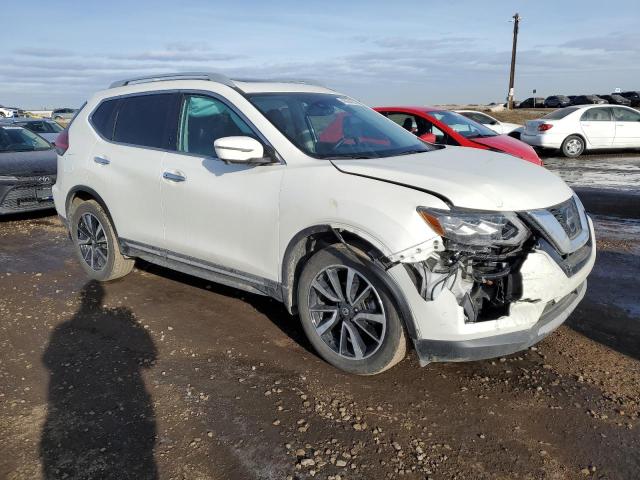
331;146;573;212
0;149;57;176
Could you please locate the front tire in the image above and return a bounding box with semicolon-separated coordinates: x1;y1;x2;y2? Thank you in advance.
70;200;134;281
297;245;406;375
561;135;585;157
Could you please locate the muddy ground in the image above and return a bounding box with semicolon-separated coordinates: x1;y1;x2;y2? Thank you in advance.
1;156;639;480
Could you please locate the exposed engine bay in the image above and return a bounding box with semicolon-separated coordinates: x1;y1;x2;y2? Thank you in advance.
404;239;532;323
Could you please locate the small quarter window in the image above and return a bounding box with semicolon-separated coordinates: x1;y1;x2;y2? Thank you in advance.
91;99;118;140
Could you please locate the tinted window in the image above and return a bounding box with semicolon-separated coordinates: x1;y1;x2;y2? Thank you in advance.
612;107;640;122
580;108;612;121
91;99;118;140
113;94;175;148
178;95;255;156
543;107;580;119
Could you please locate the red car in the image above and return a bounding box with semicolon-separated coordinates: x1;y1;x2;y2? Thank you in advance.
374;106;542;165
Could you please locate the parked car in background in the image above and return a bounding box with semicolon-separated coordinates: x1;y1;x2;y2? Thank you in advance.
0;105;19;118
0;117;64;144
520;105;640;157
517;97;546;108
571;95;608;105
53;72;593;375
0;125;57;214
375;106;541;164
544;95;572;108
599;94;632;106
455;110;523;137
618;91;640;107
50;108;77;122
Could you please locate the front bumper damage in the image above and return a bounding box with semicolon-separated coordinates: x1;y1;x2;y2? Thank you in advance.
387;211;596;365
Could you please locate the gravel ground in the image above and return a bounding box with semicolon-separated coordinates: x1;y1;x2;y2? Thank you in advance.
1;186;639;479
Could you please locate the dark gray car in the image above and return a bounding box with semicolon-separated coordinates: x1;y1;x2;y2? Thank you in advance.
0;125;57;215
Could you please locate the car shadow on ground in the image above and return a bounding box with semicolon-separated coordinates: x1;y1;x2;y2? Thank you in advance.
39;281;159;480
135;259;315;355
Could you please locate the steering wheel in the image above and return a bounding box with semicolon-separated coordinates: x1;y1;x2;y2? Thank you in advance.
331;135;360;151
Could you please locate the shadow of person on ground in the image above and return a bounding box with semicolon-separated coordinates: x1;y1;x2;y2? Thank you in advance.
39;281;158;480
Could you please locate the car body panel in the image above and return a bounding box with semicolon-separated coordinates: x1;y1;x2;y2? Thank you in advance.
331;146;572;211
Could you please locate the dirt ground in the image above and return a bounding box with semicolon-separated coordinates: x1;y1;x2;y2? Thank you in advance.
1;168;639;479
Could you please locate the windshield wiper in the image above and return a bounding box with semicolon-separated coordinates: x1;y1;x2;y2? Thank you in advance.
394;149;429;156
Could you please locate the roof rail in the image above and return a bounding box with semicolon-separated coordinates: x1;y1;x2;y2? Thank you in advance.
109;72;236;89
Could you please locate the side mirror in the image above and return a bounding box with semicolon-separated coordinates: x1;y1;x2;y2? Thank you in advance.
420;133;437;143
213;136;272;165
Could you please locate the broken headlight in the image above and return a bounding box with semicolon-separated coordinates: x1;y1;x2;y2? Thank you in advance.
417;207;529;247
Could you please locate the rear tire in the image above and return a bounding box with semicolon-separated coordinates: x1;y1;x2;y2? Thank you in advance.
70;200;134;282
561;135;585;158
297;244;406;375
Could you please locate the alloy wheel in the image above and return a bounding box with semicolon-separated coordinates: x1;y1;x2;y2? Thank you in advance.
565;138;583;156
77;213;109;271
308;265;387;360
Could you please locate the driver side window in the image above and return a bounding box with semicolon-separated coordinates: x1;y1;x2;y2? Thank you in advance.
178;95;255;156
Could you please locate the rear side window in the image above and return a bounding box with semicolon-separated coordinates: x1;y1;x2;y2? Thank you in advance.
580;108;612;122
113;94;176;148
91;99;118;140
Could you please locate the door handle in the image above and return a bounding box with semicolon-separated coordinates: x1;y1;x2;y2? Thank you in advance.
94;156;110;165
163;171;186;182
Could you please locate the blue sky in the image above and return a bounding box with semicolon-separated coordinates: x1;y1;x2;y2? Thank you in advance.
2;0;639;108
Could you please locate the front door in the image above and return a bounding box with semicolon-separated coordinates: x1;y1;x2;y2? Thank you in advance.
611;107;640;147
161;93;284;282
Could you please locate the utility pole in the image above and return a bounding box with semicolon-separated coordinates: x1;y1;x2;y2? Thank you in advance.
507;12;521;110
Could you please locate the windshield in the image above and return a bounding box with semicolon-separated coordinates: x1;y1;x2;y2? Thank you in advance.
247;93;432;159
0;126;52;152
428;110;497;138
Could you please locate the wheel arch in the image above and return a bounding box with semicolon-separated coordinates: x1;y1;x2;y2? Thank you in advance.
65;186;121;241
280;225;418;339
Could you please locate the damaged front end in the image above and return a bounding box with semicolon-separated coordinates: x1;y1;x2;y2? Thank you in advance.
386;195;595;364
406;207;533;324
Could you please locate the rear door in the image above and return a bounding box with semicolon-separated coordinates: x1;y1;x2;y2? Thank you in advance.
611;107;640;147
579;107;615;147
87;93;178;247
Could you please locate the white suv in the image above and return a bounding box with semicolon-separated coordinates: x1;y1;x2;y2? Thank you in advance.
53;73;595;375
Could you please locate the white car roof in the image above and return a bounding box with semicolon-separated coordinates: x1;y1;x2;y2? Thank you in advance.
101;72;336;98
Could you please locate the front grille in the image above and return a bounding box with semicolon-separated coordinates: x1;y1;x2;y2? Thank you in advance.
0;176;55;212
548;197;581;240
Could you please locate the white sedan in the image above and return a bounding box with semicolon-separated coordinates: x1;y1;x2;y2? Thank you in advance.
455;110;523;137
521;105;640;157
